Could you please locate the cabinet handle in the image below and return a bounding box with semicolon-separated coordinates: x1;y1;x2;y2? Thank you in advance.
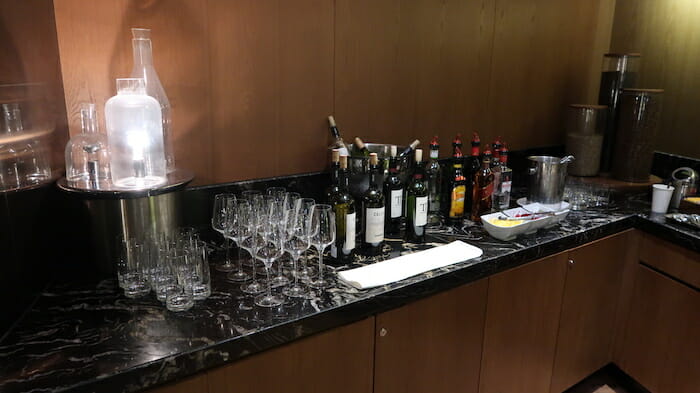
379;328;388;337
568;259;575;267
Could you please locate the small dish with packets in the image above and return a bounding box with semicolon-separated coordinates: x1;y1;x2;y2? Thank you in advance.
481;201;570;241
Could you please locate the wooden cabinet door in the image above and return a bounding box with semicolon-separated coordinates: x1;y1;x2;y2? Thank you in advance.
617;265;700;393
550;232;632;393
479;252;568;393
206;317;375;393
374;279;488;393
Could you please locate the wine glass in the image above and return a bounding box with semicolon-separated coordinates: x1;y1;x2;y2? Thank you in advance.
308;204;335;289
211;193;236;272
281;202;312;297
224;199;252;282
266;186;287;201
240;199;266;295
270;192;301;285
254;215;285;307
295;198;317;280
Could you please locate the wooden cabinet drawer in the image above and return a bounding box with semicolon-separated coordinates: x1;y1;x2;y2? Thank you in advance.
639;233;700;288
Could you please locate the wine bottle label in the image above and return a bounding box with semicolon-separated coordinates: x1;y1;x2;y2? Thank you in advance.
430;150;439;159
390;189;403;218
449;185;466;217
501;181;512;193
343;212;356;254
365;207;385;244
415;196;429;226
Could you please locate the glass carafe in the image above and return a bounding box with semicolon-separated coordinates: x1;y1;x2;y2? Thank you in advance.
105;78;166;190
65;103;111;189
130;27;174;172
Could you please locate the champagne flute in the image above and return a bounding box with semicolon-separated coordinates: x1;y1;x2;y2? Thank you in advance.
225;199;252;282
308;204;335;289
211;193;236;272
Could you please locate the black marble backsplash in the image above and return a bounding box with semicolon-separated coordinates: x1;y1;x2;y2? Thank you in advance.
650;151;700;180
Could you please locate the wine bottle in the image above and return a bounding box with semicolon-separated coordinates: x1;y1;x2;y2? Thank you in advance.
327;115;350;156
398;139;420;157
330;155;356;262
325;149;341;204
353;137;371;157
447;146;467;225
493;144;512;210
383;155;404;236
406;149;428;243
465;132;481;212
361;153;385;255
471;145;494;222
425;135;442;224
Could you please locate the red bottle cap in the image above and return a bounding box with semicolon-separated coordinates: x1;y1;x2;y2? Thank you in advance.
430;135;439;149
453;133;462;147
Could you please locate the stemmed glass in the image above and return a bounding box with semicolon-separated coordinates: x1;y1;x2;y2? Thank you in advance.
308;204;335;289
281;201;312;297
224;199;253;282
270;192;301;286
295;198;317;280
240;196;266;295
254;212;286;307
211;193;236;272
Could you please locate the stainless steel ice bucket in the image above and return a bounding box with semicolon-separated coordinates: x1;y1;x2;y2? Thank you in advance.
528;156;570;205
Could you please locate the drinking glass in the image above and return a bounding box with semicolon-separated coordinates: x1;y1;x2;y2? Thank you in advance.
295;198;317;280
266;186;287;201
282;203;311;297
165;251;195;312
254;216;285;307
191;241;211;300
118;240;151;298
225;199;253;282
211;193;236;272
308;204;335;289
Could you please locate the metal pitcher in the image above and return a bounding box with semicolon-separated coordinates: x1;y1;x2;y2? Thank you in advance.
528;155;574;206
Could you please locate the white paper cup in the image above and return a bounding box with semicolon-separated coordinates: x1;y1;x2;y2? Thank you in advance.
651;184;675;214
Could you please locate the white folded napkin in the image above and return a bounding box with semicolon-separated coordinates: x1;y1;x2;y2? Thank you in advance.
337;240;483;290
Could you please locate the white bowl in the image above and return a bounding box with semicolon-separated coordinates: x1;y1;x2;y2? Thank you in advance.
481;202;570;241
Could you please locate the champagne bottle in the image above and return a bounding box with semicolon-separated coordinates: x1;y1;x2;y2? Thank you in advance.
325;149;341;204
327;115;350;156
493;144;512;210
447;146;467;225
426;135;442;224
397;139;420;157
471;145;494;222
330;155;356;262
353;137;371;157
383;155;404;236
361;153;385;255
406;149;428;243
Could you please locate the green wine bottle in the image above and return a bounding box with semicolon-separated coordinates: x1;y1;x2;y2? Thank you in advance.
406;149;428;243
383;156;404;236
331;155;356;263
325;149;341;204
353;137;371;157
361;153;385;256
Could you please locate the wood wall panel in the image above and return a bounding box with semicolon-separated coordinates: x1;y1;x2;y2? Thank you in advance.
53;0;615;184
53;0;213;184
485;0;609;150
610;0;700;159
335;0;494;157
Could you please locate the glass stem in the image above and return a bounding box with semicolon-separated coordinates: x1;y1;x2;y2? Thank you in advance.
236;245;244;273
293;254;299;285
318;247;324;278
250;249;257;281
224;237;230;265
265;266;272;297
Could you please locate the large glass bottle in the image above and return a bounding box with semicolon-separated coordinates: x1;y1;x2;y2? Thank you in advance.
471;146;494;222
325;149;341;203
406;149;428;243
493;144;512;210
105;78;166;189
447;146;467;225
465;132;481;211
425;135;442;224
65;103;111;189
361;153;385;255
130;28;174;172
383;155;404;236
330;155;356;263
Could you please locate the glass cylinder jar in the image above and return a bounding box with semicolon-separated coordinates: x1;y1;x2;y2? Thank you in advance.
65;103;112;189
611;88;664;183
597;53;640;172
565;104;606;176
105;78;166;189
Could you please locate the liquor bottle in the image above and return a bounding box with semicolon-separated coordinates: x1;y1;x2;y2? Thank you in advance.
397;139;420;157
492;136;502;168
353;137;371;157
406;149;428;242
446;146;467;225
325;149;341;204
383;155;404;236
493;144;512;210
361;153;385;255
441;133;463;219
425;135;442;224
465;132;481;211
327;115;350;156
330;155;356;262
471;145;494;222
452;133;463;156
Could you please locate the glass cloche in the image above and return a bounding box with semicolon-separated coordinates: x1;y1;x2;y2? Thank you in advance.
65;103;111;189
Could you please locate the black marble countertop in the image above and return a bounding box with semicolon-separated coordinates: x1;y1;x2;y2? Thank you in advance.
0;193;698;393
